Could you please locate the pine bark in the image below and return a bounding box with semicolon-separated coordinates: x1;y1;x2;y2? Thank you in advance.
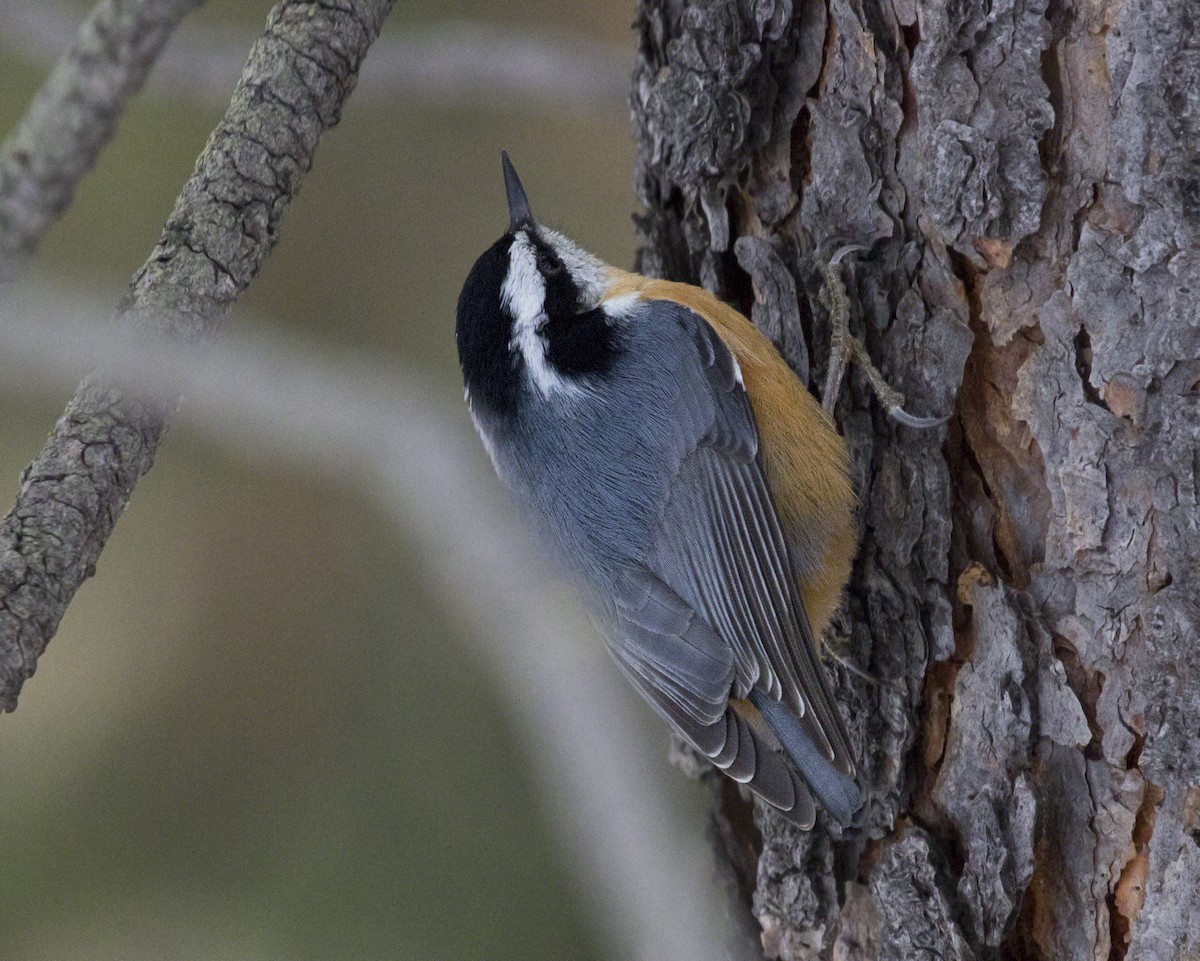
629;0;1200;958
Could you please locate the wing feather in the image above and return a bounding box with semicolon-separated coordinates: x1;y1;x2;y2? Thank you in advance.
604;571;819;825
651;309;853;769
601;300;857;822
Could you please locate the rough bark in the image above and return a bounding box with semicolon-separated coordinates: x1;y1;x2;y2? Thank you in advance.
0;0;396;711
630;0;1200;958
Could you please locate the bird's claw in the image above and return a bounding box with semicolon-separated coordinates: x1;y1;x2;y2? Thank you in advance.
886;407;952;430
815;248;947;429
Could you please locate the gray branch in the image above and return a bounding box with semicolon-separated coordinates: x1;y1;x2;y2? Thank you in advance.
0;0;205;278
0;0;395;712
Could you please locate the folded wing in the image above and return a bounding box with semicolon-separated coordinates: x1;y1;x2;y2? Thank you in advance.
603;301;859;824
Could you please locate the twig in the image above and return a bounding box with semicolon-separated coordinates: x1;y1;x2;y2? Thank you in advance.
0;0;396;713
0;0;206;278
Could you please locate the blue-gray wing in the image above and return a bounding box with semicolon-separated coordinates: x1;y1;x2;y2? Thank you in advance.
602;567;819;825
602;301;857;824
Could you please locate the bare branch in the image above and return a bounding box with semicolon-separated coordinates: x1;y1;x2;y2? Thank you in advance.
0;0;396;712
0;0;205;277
0;0;629;111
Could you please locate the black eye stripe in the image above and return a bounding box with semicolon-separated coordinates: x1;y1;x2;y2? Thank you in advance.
542;307;621;377
538;240;582;319
536;309;579;336
534;243;565;279
522;231;619;377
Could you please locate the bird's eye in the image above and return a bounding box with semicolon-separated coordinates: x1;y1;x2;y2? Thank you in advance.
536;249;564;278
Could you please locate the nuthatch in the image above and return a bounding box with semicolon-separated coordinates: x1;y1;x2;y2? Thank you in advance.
455;154;861;827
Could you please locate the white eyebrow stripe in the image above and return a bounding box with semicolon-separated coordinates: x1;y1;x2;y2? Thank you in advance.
501;232;585;399
537;226;607;304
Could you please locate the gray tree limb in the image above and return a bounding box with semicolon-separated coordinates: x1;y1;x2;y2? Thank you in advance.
0;0;205;278
0;0;396;712
631;0;1200;957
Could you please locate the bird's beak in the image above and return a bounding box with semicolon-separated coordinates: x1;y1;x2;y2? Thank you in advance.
501;151;535;229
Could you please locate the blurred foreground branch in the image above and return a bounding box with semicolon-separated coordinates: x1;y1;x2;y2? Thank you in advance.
0;0;205;278
0;0;395;711
0;283;729;961
0;0;629;110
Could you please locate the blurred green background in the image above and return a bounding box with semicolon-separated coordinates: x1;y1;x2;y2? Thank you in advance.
0;2;706;958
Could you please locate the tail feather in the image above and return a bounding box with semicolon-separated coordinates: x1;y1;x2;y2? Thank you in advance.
693;703;818;827
749;689;862;827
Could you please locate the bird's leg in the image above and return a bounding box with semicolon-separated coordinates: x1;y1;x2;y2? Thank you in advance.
816;246;948;428
817;247;856;418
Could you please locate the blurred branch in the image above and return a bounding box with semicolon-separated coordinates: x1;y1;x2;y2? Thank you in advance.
0;0;205;279
0;0;395;712
0;281;731;961
0;0;629;111
361;22;627;110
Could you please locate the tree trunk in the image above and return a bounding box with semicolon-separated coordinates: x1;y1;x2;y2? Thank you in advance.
629;0;1200;958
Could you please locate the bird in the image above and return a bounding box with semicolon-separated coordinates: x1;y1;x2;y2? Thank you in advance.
455;152;861;828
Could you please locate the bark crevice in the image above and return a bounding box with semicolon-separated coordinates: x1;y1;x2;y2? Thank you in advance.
633;0;1199;955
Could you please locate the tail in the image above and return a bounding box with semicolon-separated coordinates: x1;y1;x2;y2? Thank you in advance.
749;689;862;827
